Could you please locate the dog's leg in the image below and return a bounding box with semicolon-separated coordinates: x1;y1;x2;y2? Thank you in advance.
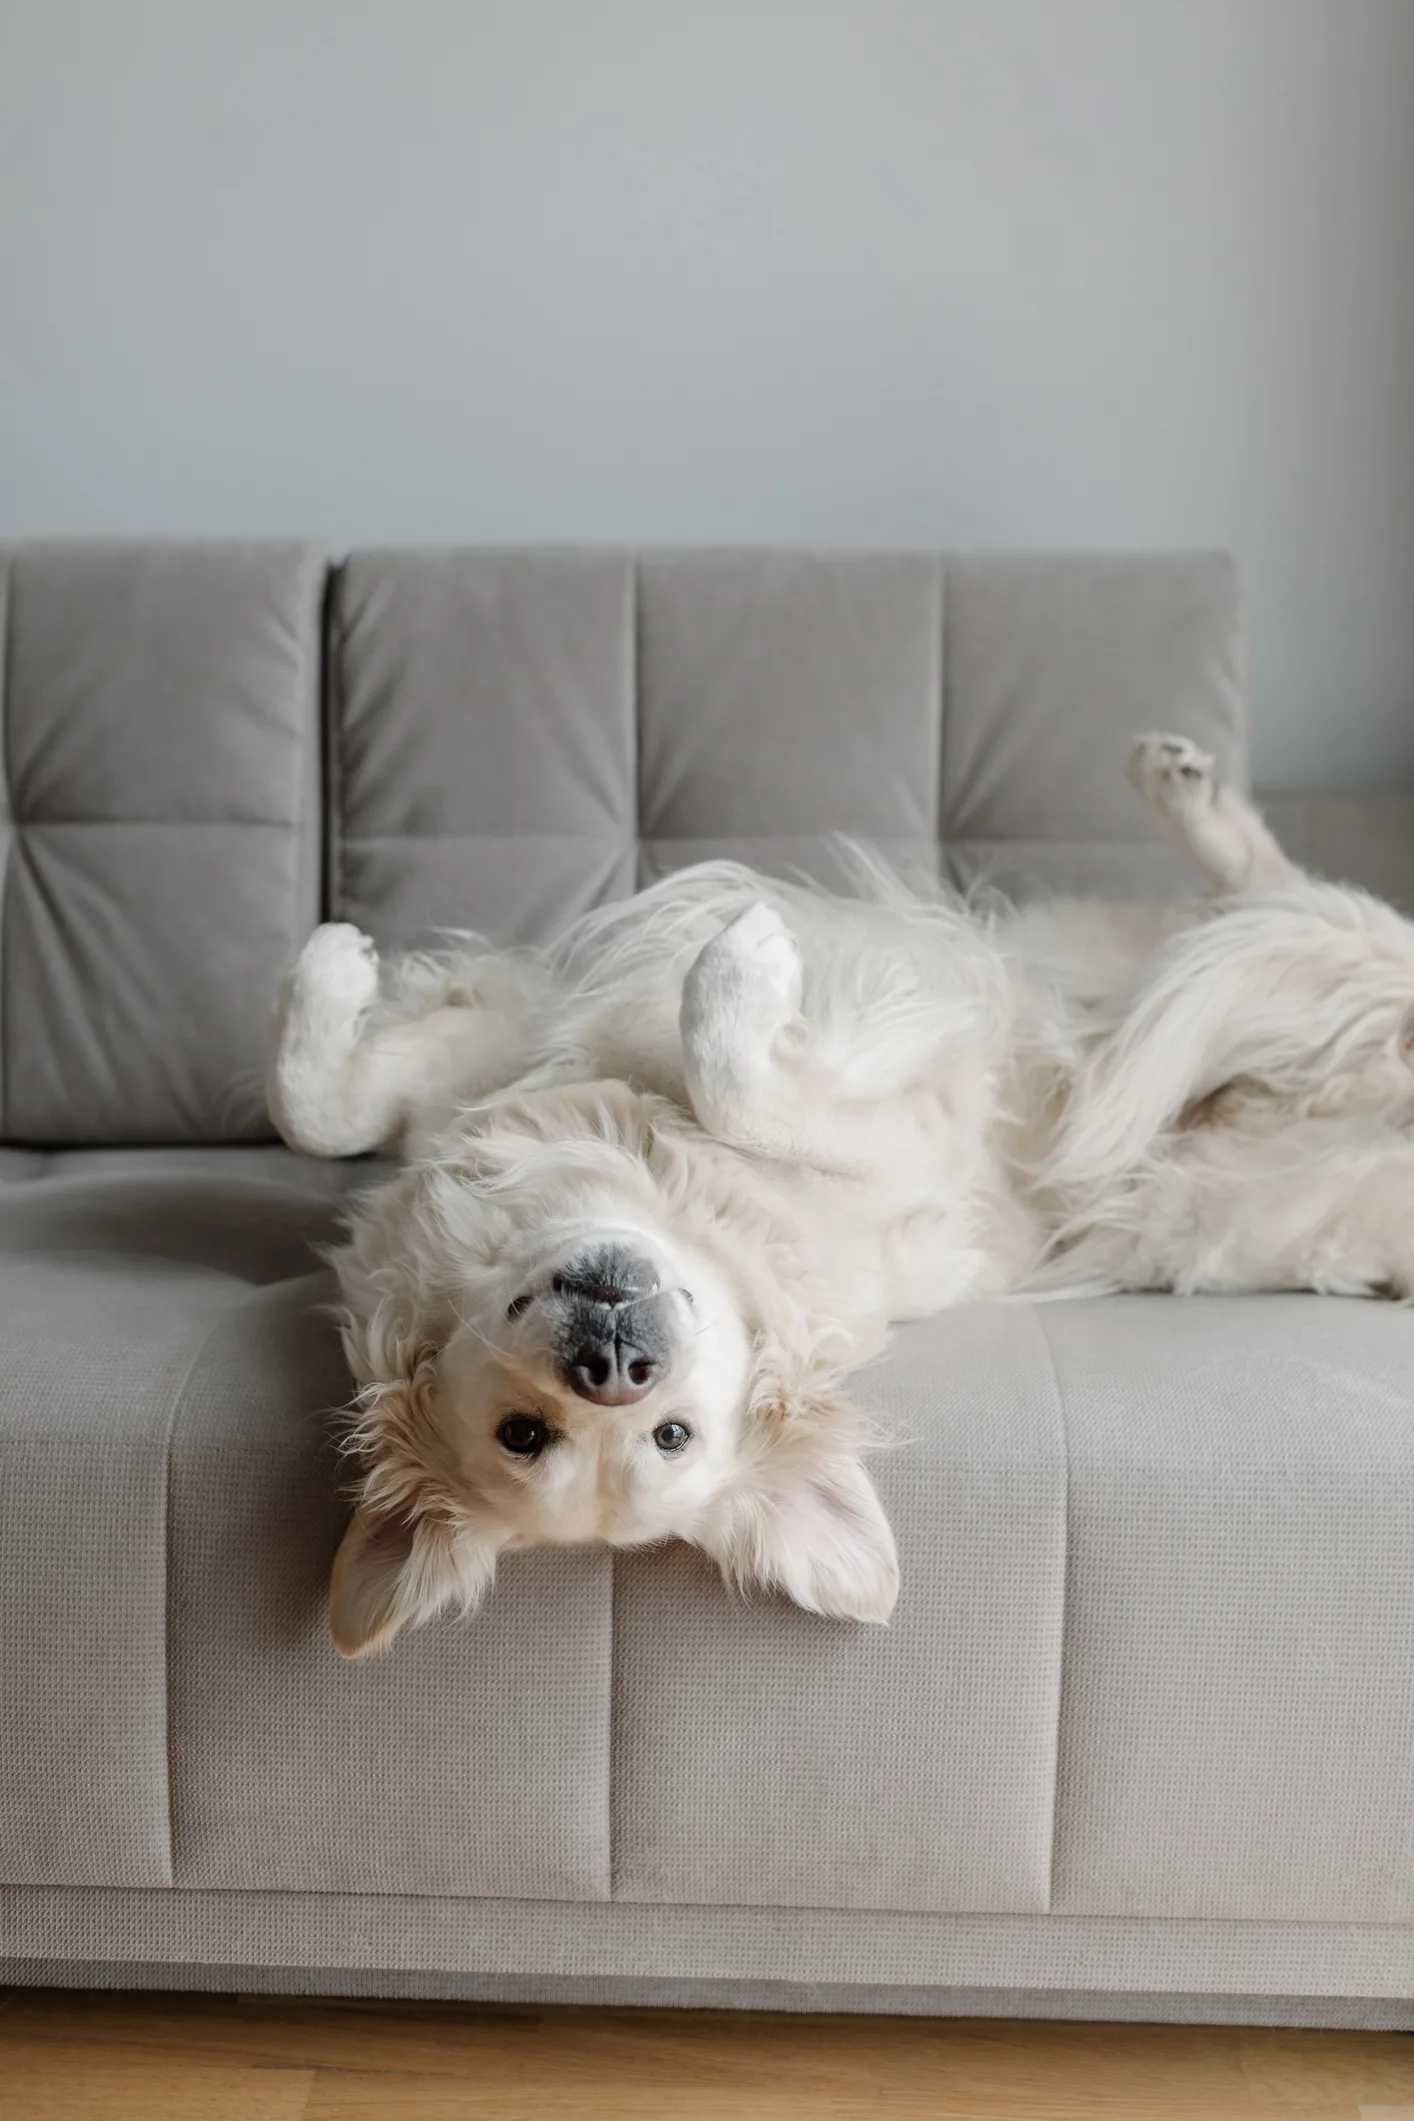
1128;733;1301;894
680;901;939;1178
1058;1112;1414;1299
680;903;811;1160
269;924;390;1155
268;925;544;1158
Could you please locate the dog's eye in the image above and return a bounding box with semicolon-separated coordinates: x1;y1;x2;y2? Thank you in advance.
652;1421;691;1455
497;1414;548;1457
505;1293;533;1321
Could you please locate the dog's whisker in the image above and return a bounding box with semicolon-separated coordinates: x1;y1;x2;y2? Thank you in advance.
444;1296;514;1366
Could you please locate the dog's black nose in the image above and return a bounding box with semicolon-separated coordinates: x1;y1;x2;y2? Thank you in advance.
553;1246;671;1407
565;1333;661;1407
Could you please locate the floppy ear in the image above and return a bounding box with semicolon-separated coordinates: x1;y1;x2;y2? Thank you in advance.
329;1506;507;1659
703;1422;900;1625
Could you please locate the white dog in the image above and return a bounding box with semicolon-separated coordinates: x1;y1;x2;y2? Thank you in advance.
269;737;1414;1655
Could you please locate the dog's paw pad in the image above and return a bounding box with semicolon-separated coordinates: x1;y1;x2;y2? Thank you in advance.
1128;732;1217;804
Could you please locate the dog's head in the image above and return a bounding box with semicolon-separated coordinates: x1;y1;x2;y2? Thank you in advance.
328;1084;899;1655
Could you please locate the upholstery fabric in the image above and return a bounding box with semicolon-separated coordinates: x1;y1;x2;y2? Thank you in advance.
610;1306;1066;1912
330;549;637;946
168;1316;613;1900
0;1148;610;1902
0;1150;351;1886
0;543;324;1143
11;1154;1414;1929
942;554;1245;898
7;1960;1414;2029
9;1887;1414;2005
1261;791;1414;915
1044;1294;1414;1922
328;549;1245;942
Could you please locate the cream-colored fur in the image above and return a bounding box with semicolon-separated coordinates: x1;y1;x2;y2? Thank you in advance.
269;736;1414;1654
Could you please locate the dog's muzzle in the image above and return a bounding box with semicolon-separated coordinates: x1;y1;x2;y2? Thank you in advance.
552;1245;673;1407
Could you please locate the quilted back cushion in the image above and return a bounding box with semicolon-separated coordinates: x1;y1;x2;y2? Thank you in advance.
0;543;1242;1142
331;548;1245;947
0;542;323;1143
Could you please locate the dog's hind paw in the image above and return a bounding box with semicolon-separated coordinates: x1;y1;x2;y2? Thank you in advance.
1128;731;1218;812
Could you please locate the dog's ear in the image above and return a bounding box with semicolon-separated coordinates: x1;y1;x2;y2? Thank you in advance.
701;1402;899;1625
330;1340;506;1659
329;1506;507;1658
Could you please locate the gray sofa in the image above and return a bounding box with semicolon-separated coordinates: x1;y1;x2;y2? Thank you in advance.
4;541;1414;2029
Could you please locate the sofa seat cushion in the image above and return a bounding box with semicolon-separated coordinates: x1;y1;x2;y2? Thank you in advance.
0;1147;366;1280
609;1295;1414;1924
0;1148;357;1888
1043;1293;1414;1923
0;1146;618;1901
5;1156;1414;1924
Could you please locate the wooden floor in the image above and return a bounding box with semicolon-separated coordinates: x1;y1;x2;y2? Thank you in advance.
3;1988;1414;2119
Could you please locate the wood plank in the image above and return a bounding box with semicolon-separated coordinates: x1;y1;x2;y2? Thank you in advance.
1;1989;1412;2121
2;1996;1257;2113
0;2029;313;2121
1241;2029;1414;2108
300;2072;1359;2121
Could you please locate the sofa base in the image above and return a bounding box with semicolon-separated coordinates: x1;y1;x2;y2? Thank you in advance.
5;1889;1414;2029
1;1960;1413;2029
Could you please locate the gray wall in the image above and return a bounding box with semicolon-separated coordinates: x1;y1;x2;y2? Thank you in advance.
2;0;1412;791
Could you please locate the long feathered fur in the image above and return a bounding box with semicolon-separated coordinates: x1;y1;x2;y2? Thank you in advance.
269;740;1414;1652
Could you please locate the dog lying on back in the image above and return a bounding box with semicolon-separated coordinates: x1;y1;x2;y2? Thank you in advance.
269;737;1414;1655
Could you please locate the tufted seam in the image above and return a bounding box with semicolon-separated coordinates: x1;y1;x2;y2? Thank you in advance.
330;565;352;923
0;553;13;1140
160;1278;289;1887
606;1553;620;1902
937;557;948;866
631;553;643;896
325;563;347;924
291;549;320;957
1027;1302;1073;1917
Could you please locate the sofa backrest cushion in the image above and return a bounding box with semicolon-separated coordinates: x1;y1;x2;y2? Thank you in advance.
330;549;1245;948
0;543;1243;1144
0;542;323;1143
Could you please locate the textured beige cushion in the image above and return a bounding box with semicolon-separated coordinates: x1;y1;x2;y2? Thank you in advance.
7;1146;1414;1932
329;548;1245;942
0;543;324;1143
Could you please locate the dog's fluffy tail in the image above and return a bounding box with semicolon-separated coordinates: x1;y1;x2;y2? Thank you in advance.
1039;882;1414;1201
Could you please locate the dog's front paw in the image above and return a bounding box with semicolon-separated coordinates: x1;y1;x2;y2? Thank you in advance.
1128;732;1218;812
680;903;805;1143
290;922;381;1015
682;902;804;1043
296;920;379;992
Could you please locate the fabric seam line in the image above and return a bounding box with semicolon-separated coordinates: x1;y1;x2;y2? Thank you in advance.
936;558;948;847
161;1282;276;1887
0;560;12;1141
1026;1301;1072;1918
